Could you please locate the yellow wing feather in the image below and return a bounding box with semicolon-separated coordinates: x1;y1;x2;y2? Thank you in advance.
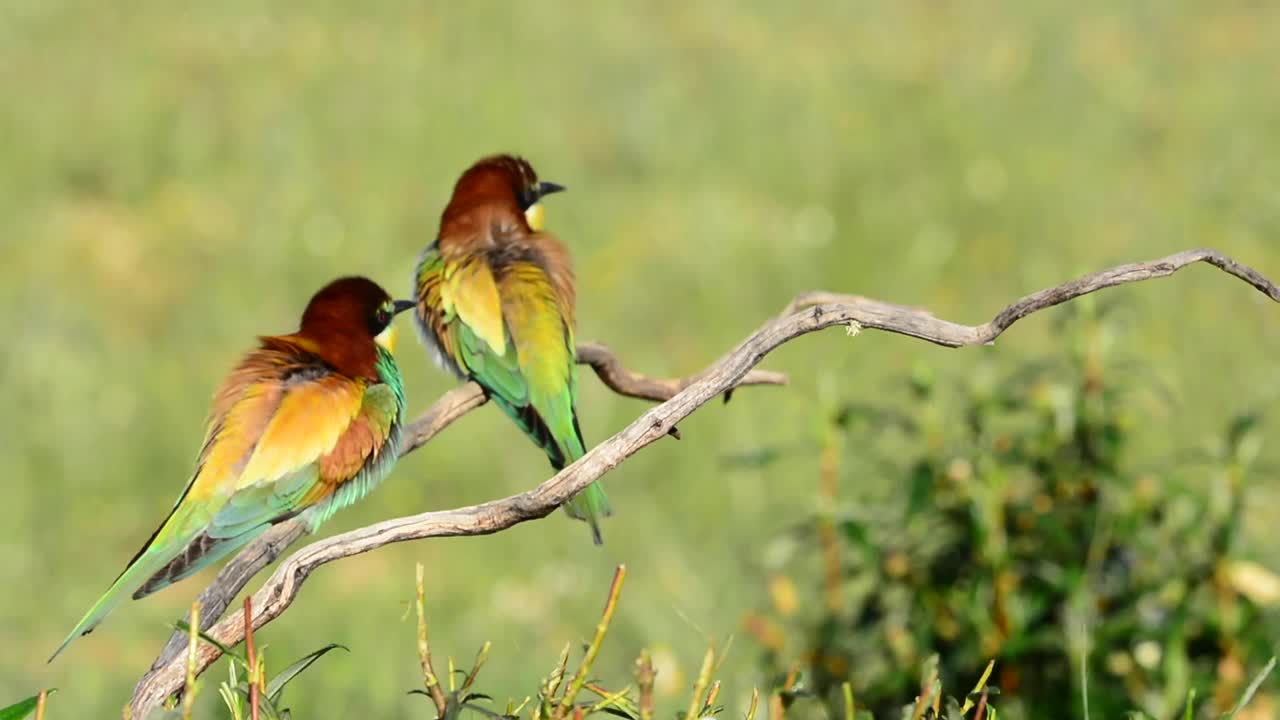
443;255;507;356
235;374;367;492
184;382;282;504
500;261;574;396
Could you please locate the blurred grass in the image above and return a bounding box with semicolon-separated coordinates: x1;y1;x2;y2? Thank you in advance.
0;0;1277;716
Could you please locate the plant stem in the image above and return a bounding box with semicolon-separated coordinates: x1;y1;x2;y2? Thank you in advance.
704;680;722;712
818;425;843;613
686;646;715;720
635;650;655;720
460;641;492;694
769;667;797;720
911;666;938;720
554;565;627;720
244;597;259;720
544;643;572;710
34;690;47;720
182;600;200;720
961;661;995;716
415;562;449;718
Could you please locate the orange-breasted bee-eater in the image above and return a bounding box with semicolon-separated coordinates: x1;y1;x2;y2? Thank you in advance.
51;277;415;661
411;154;611;544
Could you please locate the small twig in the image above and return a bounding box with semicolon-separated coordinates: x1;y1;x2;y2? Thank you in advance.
769;667;798;720
244;598;259;720
509;697;533;717
974;688;990;720
911;669;937;720
841;682;854;720
704;681;722;713
585;685;635;715
182;600;200;720
554;565;627;719
544;643;572;710
129;248;1280;716
460;641;492;695
635;650;655;720
746;688;760;720
34;690;47;720
415;563;449;718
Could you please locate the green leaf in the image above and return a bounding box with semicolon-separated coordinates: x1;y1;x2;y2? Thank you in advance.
230;686;284;720
266;644;348;704
174;620;246;663
0;690;54;720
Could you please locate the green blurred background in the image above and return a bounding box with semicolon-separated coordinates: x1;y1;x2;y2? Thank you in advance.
1;0;1277;717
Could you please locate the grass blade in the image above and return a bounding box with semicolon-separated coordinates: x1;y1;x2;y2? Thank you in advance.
174;620;246;664
1222;656;1277;720
961;661;995;716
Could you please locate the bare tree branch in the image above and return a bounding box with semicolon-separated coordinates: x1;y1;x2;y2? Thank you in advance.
133;343;788;699
780;248;1279;346
129;248;1277;717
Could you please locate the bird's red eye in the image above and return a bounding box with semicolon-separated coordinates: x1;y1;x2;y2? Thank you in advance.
375;308;391;329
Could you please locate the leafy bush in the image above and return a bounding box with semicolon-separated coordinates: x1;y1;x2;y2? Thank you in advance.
747;300;1276;719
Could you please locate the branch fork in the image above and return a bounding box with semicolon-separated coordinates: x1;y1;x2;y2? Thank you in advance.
128;248;1277;717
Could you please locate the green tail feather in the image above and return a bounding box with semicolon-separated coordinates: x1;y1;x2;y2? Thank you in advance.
51;483;265;662
564;481;611;545
488;395;613;545
559;410;612;545
134;526;267;599
49;546;180;662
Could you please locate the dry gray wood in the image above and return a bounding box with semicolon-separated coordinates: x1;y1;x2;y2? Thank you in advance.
129;248;1278;717
131;342;787;707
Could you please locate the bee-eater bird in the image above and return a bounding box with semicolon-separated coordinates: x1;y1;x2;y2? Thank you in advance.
411;154;611;544
51;277;415;661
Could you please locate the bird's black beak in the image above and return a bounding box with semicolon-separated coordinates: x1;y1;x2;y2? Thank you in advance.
537;181;567;199
392;299;417;316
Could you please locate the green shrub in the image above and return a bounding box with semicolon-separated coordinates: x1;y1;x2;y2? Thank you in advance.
748;300;1276;719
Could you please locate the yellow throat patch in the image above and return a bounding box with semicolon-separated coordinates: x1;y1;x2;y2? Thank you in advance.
524;202;546;232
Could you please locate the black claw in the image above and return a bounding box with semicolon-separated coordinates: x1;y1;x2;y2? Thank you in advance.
667;425;682;440
723;388;735;404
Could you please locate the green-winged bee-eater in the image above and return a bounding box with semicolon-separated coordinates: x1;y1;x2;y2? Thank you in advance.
52;277;414;660
412;154;611;544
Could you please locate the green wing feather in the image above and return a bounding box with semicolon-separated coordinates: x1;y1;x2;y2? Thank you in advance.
413;241;611;544
51;346;404;661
